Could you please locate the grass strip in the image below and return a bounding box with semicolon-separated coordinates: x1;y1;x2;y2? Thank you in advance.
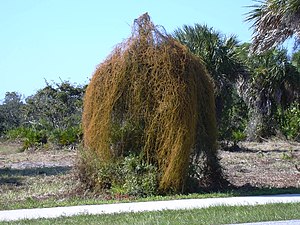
3;202;300;225
1;187;299;211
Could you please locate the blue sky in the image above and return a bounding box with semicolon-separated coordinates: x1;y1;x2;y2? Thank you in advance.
0;0;254;100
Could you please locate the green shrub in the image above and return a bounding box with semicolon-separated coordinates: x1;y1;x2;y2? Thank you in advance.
121;155;158;197
277;103;300;141
23;80;85;132
6;127;48;150
5;125;82;150
49;126;82;146
5;127;28;139
219;90;248;148
1;80;85;149
77;149;158;197
232;130;247;146
76;148;122;193
0;92;24;135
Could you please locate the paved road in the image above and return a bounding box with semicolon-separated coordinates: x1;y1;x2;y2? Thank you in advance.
0;194;300;222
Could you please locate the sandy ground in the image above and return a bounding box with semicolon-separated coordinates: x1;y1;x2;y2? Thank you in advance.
220;140;300;188
0;140;299;199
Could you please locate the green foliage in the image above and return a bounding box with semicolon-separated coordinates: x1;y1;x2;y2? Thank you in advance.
77;148;121;192
49;126;82;146
246;0;300;53
173;24;247;143
291;50;300;71
218;89;248;146
237;43;300;140
6;127;47;150
121;155;158;197
6;125;82;150
277;102;300;141
231;130;247;145
23;80;85;131
1;80;85;149
0;92;24;136
77;148;157;197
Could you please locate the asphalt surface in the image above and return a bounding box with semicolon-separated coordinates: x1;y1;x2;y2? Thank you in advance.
0;194;299;222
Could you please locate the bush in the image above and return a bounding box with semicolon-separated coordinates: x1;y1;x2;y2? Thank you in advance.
6;127;47;150
0;92;24;135
76;148;121;192
277;103;300;141
49;126;82;146
77;149;158;197
82;13;222;194
219;90;248;147
121;155;158;197
23;80;85;132
6;125;82;150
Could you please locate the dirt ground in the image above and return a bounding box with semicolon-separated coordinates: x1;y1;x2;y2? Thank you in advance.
0;142;75;169
0;140;299;194
0;142;77;206
220;140;300;189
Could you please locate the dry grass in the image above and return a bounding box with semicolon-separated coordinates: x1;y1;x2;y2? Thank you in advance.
0;143;77;209
0;140;299;210
0;142;21;155
220;140;300;189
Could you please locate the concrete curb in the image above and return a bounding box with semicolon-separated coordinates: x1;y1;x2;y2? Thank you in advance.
0;194;300;222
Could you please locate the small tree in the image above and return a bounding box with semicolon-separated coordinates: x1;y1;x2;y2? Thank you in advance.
82;14;224;194
24;80;85;130
0;92;24;135
13;80;86;147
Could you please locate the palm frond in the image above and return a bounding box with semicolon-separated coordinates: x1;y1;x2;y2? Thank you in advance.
246;0;300;53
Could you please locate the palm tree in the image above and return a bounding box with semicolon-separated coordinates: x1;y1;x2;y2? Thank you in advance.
237;43;300;139
173;24;247;143
174;25;242;92
246;0;300;53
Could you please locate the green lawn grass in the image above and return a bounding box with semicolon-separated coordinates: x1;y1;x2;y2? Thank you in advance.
2;187;299;211
4;202;300;225
2;187;300;211
0;192;231;211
